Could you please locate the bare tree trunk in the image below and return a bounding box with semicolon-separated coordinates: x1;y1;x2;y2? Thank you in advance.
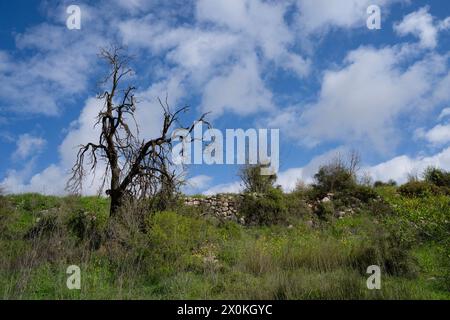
109;189;124;217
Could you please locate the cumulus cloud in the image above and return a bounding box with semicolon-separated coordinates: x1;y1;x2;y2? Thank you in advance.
203;181;243;195
12;134;46;160
2;98;105;195
118;0;310;118
1;18;106;115
295;0;396;34
394;7;440;49
269;45;449;152
183;175;213;194
366;147;450;184
416;124;450;146
201;54;274;117
438;108;450;120
196;0;311;76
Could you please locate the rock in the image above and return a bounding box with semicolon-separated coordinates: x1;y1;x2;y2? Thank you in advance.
287;224;294;229
321;196;331;203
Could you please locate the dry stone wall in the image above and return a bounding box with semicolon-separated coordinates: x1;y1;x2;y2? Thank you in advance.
183;194;245;224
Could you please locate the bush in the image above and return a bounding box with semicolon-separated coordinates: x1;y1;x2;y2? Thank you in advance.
239;188;287;225
316;201;334;221
313;165;356;198
239;165;277;194
398;181;441;197
374;180;397;187
145;211;219;277
24;213;60;240
311;152;361;200
67;210;103;249
283;191;312;219
348;185;378;203
422;167;450;195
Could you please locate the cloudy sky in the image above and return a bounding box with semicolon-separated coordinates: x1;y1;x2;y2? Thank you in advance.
1;0;450;195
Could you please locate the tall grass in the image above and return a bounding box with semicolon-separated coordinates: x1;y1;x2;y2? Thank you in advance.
0;193;448;300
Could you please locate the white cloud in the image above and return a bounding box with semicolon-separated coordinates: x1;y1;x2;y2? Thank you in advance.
275;147;349;192
394;7;439;49
439;17;450;31
12;134;46;160
367;147;450;184
118;0;310;118
269;45;449;152
184;175;213;194
422;124;450;145
203;181;243;195
2;98;107;195
201;54;274;117
0;21;106;115
438;108;450;120
295;0;395;34
416;122;450;146
196;0;311;76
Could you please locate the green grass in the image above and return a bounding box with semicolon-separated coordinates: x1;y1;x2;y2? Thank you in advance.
0;192;449;300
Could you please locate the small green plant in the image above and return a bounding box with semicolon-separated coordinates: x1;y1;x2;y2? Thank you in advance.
239;188;287;225
398;181;441;197
422;167;450;195
239;164;277;194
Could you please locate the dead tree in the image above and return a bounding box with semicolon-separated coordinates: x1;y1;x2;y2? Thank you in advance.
66;46;208;216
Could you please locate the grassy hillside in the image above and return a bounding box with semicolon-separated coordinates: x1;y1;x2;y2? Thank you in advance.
0;187;449;300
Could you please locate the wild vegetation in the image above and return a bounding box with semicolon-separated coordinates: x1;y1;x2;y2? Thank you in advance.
1;48;448;300
0;162;449;300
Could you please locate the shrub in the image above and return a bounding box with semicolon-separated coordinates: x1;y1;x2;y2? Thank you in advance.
422;167;450;195
239;188;287;225
348;185;378;203
313;164;356;198
398;181;441;197
374;180;397;187
67;210;103;250
24;213;60;240
316;201;334;221
311;152;361;199
283;192;312;219
239;164;277;194
145;211;219;276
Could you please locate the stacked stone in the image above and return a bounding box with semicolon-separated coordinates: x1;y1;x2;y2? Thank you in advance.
184;194;241;222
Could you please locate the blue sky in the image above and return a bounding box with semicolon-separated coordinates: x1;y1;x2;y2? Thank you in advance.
1;0;450;195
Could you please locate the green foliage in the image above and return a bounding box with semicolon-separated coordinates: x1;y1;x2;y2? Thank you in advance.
67;211;103;249
348;185;378;203
422;167;450;196
423;167;450;188
374;180;397;187
239;164;277;194
398;181;442;198
382;188;450;242
239;188;287;225
316;201;334;221
0;192;449;300
283;191;312;219
9;193;62;213
312;163;356;198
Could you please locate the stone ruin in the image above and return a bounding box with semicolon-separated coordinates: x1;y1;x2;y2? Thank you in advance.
183;194;245;224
